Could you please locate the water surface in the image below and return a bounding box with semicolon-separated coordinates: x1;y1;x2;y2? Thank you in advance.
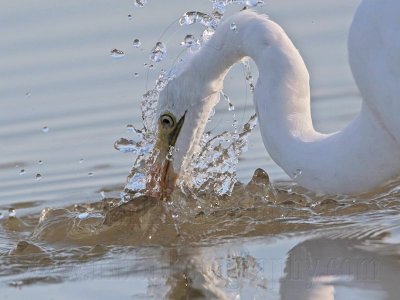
2;1;400;299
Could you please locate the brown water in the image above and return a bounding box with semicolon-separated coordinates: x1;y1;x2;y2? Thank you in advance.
1;1;400;299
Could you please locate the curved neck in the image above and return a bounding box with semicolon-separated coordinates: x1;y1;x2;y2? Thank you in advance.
184;11;400;194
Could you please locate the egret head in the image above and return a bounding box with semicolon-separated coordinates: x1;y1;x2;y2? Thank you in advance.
151;71;221;199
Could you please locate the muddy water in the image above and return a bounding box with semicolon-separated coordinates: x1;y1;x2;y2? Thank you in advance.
2;1;400;299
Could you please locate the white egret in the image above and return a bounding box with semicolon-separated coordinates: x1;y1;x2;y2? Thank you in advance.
152;0;400;197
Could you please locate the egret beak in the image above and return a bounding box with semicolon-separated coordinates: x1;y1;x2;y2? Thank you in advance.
148;113;185;199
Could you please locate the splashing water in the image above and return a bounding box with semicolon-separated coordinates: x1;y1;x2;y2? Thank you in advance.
179;11;220;30
210;0;265;14
117;3;260;202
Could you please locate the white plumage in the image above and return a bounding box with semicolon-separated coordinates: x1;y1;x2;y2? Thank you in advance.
155;0;400;195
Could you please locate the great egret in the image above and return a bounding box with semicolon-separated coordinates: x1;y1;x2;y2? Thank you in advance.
152;0;400;197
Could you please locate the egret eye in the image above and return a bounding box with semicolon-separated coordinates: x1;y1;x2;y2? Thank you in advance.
160;114;175;129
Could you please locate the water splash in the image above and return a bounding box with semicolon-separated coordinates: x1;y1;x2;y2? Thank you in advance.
179;11;220;30
210;0;264;14
181;112;257;196
119;73;173;200
118;4;260;201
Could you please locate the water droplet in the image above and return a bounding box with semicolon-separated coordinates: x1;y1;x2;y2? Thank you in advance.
19;169;26;175
245;0;264;7
128;14;133;20
148;235;152;240
134;72;139;77
42;126;49;133
38;160;43;165
8;208;16;218
110;48;125;59
133;38;141;48
25;91;31;98
148;64;155;70
150;42;167;62
127;124;134;132
78;212;89;219
88;172;94;176
230;22;237;31
179;11;218;29
100;191;106;199
79;158;84;164
134;0;147;8
172;213;179;219
35;173;42;181
292;169;302;179
201;28;215;42
181;34;198;48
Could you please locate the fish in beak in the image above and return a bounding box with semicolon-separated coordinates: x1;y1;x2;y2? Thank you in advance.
147;112;185;199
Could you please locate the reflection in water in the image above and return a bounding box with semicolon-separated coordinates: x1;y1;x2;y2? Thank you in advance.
280;237;400;300
1;172;400;298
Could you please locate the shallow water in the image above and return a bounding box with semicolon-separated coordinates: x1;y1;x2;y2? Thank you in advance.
2;0;400;299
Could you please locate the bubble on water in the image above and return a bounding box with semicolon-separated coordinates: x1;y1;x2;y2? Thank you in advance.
134;72;139;77
42;126;49;133
230;22;237;31
78;212;89;219
150;42;167;62
35;173;42;181
19;169;26;175
79;158;84;164
8;208;16;218
38;160;43;165
133;38;141;48
88;172;94;177
128;14;133;20
25;91;31;98
110;48;125;59
134;0;147;8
